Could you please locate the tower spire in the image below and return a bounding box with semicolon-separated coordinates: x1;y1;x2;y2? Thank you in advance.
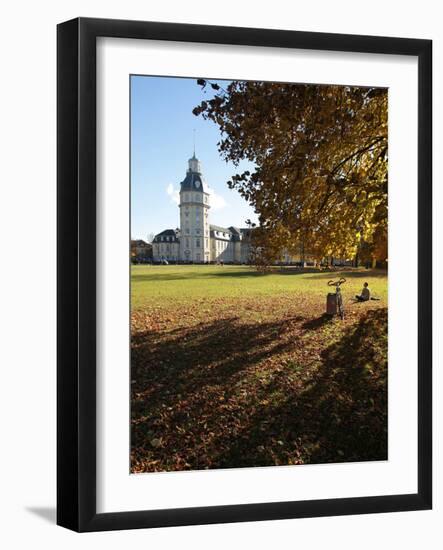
188;133;201;173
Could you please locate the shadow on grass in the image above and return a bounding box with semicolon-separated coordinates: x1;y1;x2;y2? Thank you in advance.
303;269;388;280
214;308;388;468
131;308;387;472
131;315;295;411
132;269;262;283
301;313;331;331
132;268;387;284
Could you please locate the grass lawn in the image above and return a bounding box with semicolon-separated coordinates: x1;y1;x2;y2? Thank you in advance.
131;265;388;472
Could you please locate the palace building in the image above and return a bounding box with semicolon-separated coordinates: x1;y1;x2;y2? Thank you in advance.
152;154;252;264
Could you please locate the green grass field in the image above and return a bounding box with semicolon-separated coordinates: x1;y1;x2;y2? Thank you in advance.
131;265;388;473
131;264;387;306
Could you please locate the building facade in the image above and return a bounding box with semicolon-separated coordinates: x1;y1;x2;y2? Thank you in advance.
178;154;211;263
131;239;153;261
152;155;251;264
151;155;356;266
151;230;180;262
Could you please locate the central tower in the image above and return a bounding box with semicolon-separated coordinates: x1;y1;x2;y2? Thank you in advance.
179;154;210;263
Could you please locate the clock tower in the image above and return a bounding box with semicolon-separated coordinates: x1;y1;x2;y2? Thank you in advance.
179;154;210;263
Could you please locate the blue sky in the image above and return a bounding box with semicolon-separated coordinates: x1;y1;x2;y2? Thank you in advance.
130;75;257;241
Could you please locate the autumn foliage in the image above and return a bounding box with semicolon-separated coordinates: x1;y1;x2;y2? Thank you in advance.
193;80;388;265
131;266;387;472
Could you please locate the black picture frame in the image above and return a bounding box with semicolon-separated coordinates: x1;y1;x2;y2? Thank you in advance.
57;17;432;532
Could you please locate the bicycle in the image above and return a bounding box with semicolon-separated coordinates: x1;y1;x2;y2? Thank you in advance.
327;277;347;320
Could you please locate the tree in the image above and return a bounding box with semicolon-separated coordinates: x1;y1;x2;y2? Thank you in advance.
193;80;388;264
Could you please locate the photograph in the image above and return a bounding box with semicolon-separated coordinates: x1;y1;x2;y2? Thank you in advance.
130;75;388;473
0;0;436;543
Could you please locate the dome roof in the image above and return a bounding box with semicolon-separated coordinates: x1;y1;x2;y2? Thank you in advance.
180;171;207;192
180;155;208;193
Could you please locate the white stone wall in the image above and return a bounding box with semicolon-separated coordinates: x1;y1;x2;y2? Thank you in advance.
211;235;234;262
240;242;251;264
210;233;251;263
152;240;180;261
179;190;210;262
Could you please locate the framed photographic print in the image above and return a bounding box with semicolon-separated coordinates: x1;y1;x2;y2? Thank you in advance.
57;17;432;532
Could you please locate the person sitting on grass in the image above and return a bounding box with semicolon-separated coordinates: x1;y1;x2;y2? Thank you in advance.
355;282;371;302
355;282;381;302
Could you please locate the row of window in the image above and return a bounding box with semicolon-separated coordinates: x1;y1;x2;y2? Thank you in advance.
214;231;230;238
183;238;209;249
183;227;209;236
156;243;179;252
157;235;177;242
182;193;209;203
156;239;244;253
183;211;208;218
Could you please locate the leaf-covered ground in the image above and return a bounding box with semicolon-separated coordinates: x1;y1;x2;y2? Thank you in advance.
131;265;387;472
